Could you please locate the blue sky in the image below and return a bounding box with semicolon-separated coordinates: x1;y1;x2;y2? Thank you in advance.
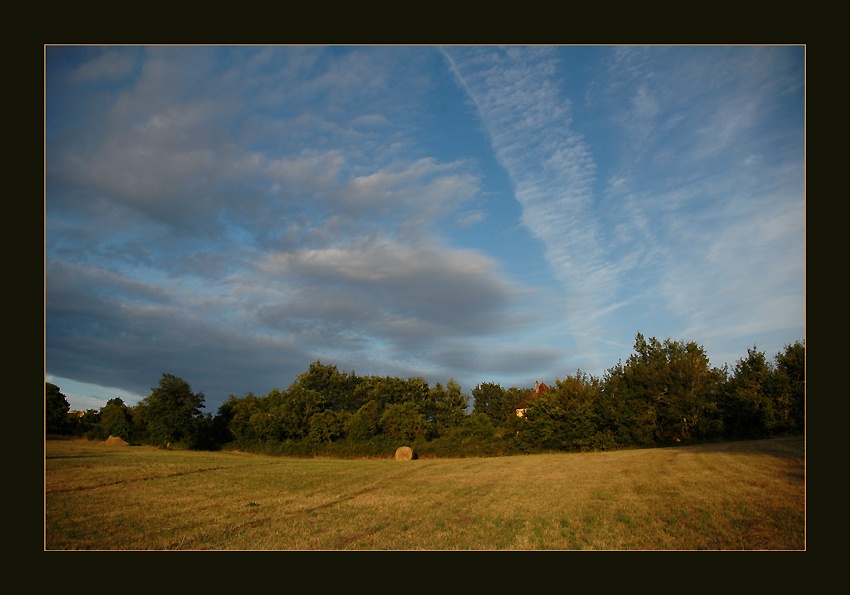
45;45;805;413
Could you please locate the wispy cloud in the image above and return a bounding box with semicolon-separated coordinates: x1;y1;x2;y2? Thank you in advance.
443;45;804;371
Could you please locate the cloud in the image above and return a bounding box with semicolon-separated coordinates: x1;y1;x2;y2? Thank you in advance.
46;47;535;409
66;48;138;85
443;46;611;354
45;46;804;412
443;45;804;370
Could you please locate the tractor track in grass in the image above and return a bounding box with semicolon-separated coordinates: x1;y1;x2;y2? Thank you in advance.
45;461;283;494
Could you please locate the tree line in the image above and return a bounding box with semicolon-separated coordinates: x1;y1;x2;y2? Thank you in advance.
45;333;805;457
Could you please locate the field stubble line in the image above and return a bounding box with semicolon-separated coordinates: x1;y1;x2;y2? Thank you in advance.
46;460;283;494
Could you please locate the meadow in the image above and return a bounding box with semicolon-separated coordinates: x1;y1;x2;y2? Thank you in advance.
45;436;805;550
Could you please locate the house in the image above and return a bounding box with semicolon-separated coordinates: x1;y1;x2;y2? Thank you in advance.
515;380;551;417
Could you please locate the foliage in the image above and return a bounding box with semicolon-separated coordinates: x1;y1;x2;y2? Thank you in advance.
517;371;603;452
45;334;804;455
46;383;71;435
97;398;134;441
772;340;806;434
600;334;725;446
426;379;469;431
292;361;360;412
721;340;806;439
471;382;508;424
308;409;351;443
345;400;382;441
73;410;102;437
136;373;206;448
380;401;431;441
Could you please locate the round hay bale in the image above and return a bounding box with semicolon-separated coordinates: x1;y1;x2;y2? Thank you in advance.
394;446;417;461
105;435;129;446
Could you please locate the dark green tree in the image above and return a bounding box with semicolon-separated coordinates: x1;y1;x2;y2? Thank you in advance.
216;393;261;443
346;400;382;441
457;412;496;441
98;397;134;441
72;409;102;437
46;382;71;435
600;334;724;446
721;346;777;438
472;382;508;425
136;374;206;448
380;401;430;441
519;371;603;452
772;340;805;434
277;385;324;439
308;409;350;443
599;361;658;448
292;361;360;412
248;389;300;442
426;379;469;435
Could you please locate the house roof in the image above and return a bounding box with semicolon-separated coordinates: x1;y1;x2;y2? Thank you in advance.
516;381;551;410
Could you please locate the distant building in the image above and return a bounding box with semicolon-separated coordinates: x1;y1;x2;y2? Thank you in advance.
515;381;551;417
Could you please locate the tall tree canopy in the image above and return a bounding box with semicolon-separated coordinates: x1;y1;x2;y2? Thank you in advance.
46;382;71;435
601;334;725;446
137;374;206;448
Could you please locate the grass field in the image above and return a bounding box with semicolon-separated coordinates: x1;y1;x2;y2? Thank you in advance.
44;436;805;550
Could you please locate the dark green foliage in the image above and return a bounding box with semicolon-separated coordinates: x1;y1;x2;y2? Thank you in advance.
46;336;804;456
46;382;71;435
136;373;206;448
772;340;806;434
308;409;351;443
97;397;134;441
73;410;101;438
426;379;469;432
345;400;382;441
721;347;775;438
458;412;496;440
380;401;432;441
600;334;725;446
720;340;806;439
292;361;361;412
517;371;603;452
471;382;508;424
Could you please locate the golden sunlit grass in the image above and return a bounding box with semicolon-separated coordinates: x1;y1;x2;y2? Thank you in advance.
45;436;805;550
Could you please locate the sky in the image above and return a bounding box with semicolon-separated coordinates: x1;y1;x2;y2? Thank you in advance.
45;45;806;414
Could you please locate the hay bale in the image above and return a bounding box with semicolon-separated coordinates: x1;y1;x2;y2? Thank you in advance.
105;435;129;446
394;446;417;460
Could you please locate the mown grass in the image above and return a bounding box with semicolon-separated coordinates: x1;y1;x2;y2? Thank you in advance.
44;436;805;550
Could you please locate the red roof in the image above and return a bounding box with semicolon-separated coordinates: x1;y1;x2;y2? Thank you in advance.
516;381;551;409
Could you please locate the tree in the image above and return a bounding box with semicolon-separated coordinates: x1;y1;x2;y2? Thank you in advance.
380;401;430;441
519;372;603;452
137;374;206;448
292;360;360;412
472;382;508;424
216;393;261;443
721;347;776;439
73;410;102;437
46;382;71;435
275;385;323;439
426;379;469;435
772;340;805;434
346;400;382;441
600;334;724;446
308;409;350;443
98;397;134;441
